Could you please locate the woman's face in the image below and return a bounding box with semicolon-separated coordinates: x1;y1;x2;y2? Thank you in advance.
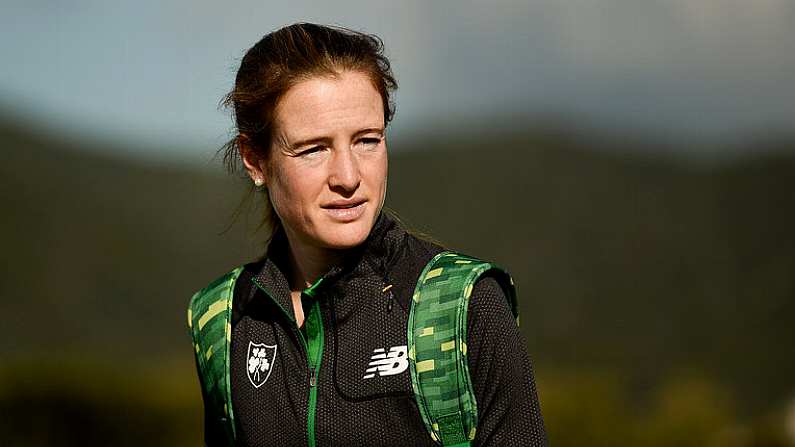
250;70;388;251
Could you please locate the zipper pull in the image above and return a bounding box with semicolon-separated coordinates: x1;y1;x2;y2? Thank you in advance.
383;284;394;313
310;367;317;387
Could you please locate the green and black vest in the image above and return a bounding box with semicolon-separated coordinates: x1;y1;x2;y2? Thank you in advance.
188;251;518;447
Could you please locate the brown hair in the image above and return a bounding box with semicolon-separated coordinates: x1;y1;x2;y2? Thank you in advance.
216;22;398;242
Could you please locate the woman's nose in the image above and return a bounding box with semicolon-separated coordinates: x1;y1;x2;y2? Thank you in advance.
328;146;361;193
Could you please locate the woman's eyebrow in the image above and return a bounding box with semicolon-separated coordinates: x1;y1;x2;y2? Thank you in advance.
289;136;331;149
354;126;385;136
289;127;385;148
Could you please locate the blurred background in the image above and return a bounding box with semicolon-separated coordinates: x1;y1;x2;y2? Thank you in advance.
1;1;794;445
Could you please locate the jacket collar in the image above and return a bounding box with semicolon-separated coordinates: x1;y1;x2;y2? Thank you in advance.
248;210;405;322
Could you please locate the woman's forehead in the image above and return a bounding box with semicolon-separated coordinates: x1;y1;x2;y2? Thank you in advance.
273;71;384;145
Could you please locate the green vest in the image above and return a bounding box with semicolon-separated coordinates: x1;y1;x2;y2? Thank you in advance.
187;251;518;446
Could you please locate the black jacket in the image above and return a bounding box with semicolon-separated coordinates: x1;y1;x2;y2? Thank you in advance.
201;212;547;446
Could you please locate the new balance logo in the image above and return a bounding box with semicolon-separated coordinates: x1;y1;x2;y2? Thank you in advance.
362;345;408;379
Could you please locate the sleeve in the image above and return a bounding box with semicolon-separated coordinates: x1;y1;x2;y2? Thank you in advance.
466;275;549;446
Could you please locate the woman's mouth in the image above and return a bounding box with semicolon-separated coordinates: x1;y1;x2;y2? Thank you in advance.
322;199;367;222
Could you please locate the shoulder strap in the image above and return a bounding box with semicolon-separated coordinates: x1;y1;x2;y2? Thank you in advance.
187;266;243;446
407;251;518;446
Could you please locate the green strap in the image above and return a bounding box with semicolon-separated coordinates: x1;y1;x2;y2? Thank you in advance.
187;267;242;446
408;251;518;446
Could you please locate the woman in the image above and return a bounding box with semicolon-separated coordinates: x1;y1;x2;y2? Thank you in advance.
188;23;547;446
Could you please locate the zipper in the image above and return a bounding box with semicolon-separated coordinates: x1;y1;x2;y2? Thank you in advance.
251;276;326;447
302;297;324;447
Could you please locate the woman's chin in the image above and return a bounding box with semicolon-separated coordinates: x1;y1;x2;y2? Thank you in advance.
317;219;374;250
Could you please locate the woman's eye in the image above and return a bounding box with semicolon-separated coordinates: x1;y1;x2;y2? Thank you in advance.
357;137;382;148
297;146;323;156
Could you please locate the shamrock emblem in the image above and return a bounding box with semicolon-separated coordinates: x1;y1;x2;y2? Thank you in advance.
248;347;270;375
246;342;277;388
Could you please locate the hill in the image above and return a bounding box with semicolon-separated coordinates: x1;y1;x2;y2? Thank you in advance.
1;119;794;445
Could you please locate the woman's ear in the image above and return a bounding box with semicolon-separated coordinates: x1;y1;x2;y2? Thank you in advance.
239;135;268;186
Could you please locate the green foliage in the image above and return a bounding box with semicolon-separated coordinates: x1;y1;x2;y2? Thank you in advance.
538;369;633;446
0;356;203;447
537;368;794;447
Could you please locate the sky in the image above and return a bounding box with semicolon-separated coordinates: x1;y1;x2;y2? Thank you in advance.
2;0;794;162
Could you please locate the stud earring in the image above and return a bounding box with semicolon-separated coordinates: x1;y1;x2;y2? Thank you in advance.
254;178;264;187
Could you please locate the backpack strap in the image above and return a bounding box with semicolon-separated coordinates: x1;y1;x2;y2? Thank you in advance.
187;266;243;446
407;251;518;446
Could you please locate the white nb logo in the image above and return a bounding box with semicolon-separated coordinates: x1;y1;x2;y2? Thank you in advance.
362;345;408;379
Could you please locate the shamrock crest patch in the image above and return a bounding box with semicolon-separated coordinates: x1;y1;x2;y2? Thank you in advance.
247;341;277;388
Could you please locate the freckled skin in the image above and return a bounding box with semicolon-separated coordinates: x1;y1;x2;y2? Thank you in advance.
243;70;388;255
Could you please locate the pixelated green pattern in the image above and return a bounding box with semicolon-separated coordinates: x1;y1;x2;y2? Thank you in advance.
408;252;517;446
188;266;242;446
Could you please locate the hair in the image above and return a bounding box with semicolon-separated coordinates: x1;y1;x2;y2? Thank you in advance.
216;22;398;243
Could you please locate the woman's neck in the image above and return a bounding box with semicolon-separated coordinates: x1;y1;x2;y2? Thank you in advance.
284;232;343;291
